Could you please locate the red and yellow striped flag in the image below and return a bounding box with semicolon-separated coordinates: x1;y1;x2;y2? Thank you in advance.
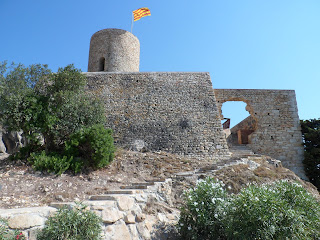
133;7;151;21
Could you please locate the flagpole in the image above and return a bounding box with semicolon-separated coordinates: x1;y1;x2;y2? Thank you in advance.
131;12;134;33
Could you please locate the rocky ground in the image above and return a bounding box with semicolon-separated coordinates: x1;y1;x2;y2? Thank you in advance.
0;148;319;210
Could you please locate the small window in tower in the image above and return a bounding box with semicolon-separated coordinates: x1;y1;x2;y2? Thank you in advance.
99;57;105;71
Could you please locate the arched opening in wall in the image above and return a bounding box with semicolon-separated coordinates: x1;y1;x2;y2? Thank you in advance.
99;57;105;71
220;101;256;146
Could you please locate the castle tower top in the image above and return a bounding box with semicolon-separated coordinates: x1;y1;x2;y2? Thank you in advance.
88;29;140;72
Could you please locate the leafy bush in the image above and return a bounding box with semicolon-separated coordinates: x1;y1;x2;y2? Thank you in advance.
37;203;102;240
178;178;228;239
28;125;115;175
0;218;25;240
65;124;115;171
300;118;320;190
224;181;320;240
178;177;320;240
28;151;72;175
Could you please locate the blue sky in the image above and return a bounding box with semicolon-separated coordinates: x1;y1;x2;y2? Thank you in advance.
0;0;319;125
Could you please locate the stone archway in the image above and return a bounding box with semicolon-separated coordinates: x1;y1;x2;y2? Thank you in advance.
213;89;305;179
218;98;257;146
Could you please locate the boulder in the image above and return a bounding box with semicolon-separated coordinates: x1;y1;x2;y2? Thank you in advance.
131;139;148;152
104;219;132;240
0;131;6;153
101;207;124;223
2;130;24;154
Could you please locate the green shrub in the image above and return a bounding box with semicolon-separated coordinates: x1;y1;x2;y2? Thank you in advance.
0;218;25;240
65;124;115;171
28;151;72;175
36;203;102;240
28;124;115;175
178;178;228;240
178;177;320;240
224;181;320;240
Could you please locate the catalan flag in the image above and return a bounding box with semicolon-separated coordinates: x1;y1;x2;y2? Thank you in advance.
133;7;151;21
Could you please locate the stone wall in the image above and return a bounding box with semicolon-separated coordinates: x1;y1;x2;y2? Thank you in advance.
85;72;230;159
214;89;305;179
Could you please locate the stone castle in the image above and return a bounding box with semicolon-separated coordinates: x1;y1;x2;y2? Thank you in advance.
0;28;308;240
85;28;305;179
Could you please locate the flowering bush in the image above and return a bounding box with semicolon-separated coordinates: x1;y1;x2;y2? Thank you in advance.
178;178;320;240
0;218;26;240
178;178;228;239
224;180;320;239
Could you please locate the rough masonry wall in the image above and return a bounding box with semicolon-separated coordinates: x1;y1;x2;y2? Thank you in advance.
214;89;305;179
88;29;140;72
85;72;230;159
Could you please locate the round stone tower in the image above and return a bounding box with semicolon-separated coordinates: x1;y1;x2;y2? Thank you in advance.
88;29;140;72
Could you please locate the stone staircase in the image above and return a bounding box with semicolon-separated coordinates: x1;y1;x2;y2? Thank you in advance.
51;145;269;212
229;144;255;157
1;147;283;240
175;145;266;178
48;178;176;239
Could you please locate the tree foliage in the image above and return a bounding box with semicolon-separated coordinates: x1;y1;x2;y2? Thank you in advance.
179;177;320;240
0;62;105;152
0;62;114;174
300;119;320;189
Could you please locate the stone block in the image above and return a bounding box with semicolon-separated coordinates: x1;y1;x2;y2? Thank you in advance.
104;219;132;240
8;214;45;229
116;196;135;211
101;207;124;223
124;213;136;224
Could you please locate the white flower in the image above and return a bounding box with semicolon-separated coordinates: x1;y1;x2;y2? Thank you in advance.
194;202;198;206
188;226;192;230
196;179;205;184
214;214;218;219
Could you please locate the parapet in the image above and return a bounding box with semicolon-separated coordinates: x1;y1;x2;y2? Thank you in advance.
88;29;140;72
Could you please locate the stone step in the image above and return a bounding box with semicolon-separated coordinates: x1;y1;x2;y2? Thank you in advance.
131;182;155;186
50;202;76;209
197;165;218;172
89;194;133;201
231;154;255;158
194;170;215;176
120;185;148;190
247;155;263;159
105;190;134;194
51;200;117;209
145;178;166;183
232;150;254;153
175;171;195;177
